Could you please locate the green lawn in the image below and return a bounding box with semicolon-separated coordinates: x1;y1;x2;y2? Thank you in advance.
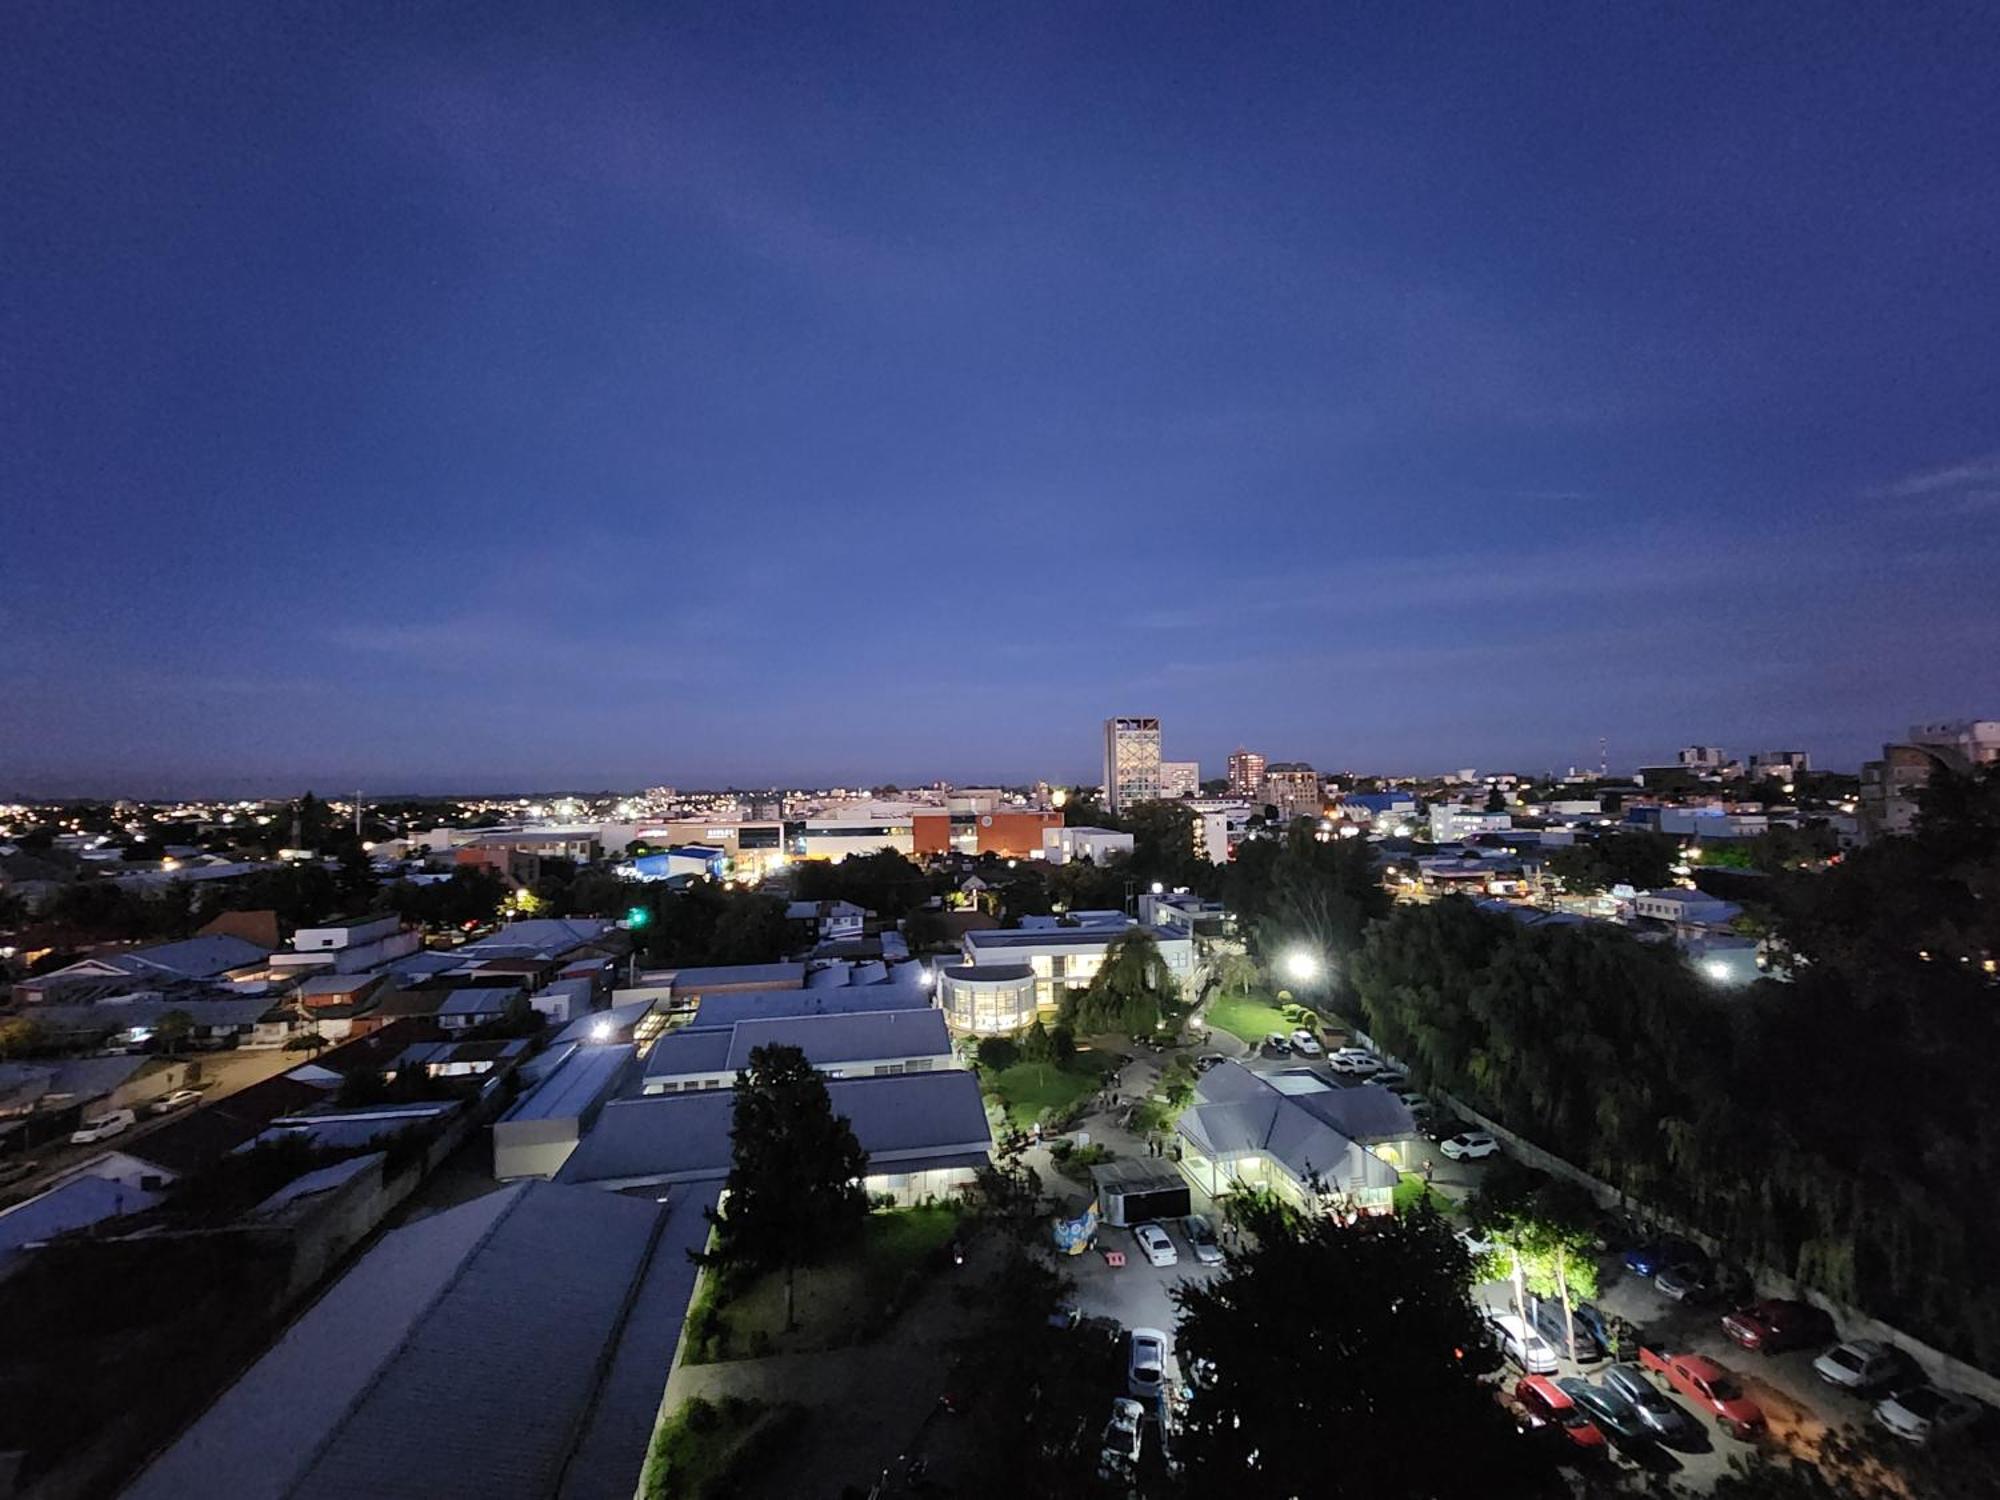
684;1204;963;1363
1203;990;1294;1045
640;1395;804;1499
1393;1171;1456;1215
984;1058;1100;1129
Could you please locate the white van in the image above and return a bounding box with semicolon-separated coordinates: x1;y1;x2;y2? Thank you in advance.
70;1108;137;1145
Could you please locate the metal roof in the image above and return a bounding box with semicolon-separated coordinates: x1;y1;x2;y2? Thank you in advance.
689;983;931;1031
560;1069;992;1188
503;1045;635;1123
127;1181;676;1500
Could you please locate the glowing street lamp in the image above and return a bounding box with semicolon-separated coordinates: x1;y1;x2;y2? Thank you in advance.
1283;950;1322;985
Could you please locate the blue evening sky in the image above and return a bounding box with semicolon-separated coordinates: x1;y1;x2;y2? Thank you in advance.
4;4;1997;795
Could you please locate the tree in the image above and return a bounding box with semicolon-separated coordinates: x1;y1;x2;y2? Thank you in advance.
153;1009;195;1058
1209;948;1261;998
1544;830;1677;895
0;1016;47;1060
1173;1200;1561;1498
1470;1169;1602;1365
700;1044;870;1330
1067;929;1175;1036
705;893;793;964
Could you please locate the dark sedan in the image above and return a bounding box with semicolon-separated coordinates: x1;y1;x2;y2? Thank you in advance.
1558;1377;1653;1445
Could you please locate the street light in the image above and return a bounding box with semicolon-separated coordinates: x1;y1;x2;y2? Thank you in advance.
1283;950;1321;985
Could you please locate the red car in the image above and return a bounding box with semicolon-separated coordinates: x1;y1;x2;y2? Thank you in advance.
1722;1299;1835;1355
1512;1375;1609;1455
1638;1348;1765;1438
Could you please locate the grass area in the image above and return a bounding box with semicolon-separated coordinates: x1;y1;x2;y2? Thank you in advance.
640;1394;805;1500
684;1203;963;1364
1203;990;1294;1045
984;1058;1100;1129
1393;1170;1456;1215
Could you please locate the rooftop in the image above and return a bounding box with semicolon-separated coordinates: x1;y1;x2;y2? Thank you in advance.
561;1069;992;1188
503;1045;635;1123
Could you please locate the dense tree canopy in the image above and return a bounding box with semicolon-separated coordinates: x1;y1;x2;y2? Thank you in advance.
1064;928;1175;1036
1353;768;2000;1368
792;847;939;919
1543;830;1678;894
1173;1200;1561;1499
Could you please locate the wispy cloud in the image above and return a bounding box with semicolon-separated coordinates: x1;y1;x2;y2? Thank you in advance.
324;614;703;685
1868;453;2000;513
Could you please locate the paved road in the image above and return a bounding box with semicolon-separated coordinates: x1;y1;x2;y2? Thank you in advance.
2;1045;301;1202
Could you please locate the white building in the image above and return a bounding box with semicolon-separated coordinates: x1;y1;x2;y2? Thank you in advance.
1042;825;1136;865
1159;760;1200;799
960;923;1195;1018
640;1007;955;1095
1428;806;1513;842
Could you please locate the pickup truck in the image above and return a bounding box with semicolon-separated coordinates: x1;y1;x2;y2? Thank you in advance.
1638;1347;1765;1439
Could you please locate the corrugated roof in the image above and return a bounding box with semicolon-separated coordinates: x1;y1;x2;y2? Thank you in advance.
724;1008;950;1072
669;962;804;992
561;1070;992;1187
641;1028;735;1078
689;984;930;1031
504;1046;634;1123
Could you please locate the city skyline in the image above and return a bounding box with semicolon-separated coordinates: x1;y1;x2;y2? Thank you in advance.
6;7;1998;792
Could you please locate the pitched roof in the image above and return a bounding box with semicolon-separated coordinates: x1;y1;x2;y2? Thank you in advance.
689;983;931;1030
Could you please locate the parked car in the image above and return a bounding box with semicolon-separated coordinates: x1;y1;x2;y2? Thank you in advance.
1638;1348;1765;1438
1814;1339;1915;1394
1559;1377;1652;1444
1528;1294;1603;1362
1512;1375;1609;1456
1654;1257;1722;1303
1133;1222;1178;1267
1181;1214;1224;1266
1623;1236;1703;1279
1485;1311;1559;1375
1440;1130;1498;1161
1573;1303;1619;1357
68;1108;136;1145
1721;1299;1836;1355
1874;1387;1984;1445
1128;1328;1169;1400
1262;1033;1293;1057
1047;1303;1083;1330
1097;1397;1145;1479
148;1088;203;1116
1194;1053;1226;1073
1327;1048;1380;1075
1602;1363;1702;1446
1289;1029;1323;1057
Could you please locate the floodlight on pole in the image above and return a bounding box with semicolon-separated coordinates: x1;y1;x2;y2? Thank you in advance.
1283;950;1321;985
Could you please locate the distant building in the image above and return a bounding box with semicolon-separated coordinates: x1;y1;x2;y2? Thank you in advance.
1678;746;1730;771
959;923;1195;1020
1748;750;1811;781
1260;763;1322;823
1042;825;1135;865
1103;716;1163;814
1226;748;1267;800
1861;719;2000;837
909;808;1063;860
1159;760;1200;799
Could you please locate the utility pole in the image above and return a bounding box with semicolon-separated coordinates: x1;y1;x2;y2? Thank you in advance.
354;789;364;839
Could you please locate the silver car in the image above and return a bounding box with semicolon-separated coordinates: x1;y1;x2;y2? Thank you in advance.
1875;1387;1982;1445
1181;1213;1225;1266
1602;1363;1699;1444
1484;1311;1558;1375
1128;1328;1168;1400
1814;1339;1906;1392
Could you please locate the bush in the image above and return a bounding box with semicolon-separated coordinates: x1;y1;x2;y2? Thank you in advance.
977;1036;1022;1070
1020;1021;1053;1063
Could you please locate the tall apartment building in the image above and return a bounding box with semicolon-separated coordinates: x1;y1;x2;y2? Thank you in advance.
1226;748;1267;800
1159;760;1200;799
1678;746;1730;771
1260;762;1323;824
1102;717;1163;814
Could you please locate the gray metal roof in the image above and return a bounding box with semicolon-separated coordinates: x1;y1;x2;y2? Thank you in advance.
126;1181;672;1500
1181;1063;1400;1194
503;1045;635;1123
724;1008;950;1072
561;1069;992;1188
640;1028;735;1078
689;983;930;1031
